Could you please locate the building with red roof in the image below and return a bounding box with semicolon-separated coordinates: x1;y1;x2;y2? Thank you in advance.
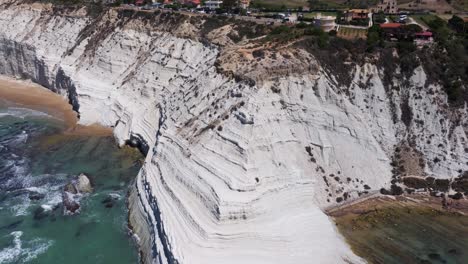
415;31;433;40
380;23;402;29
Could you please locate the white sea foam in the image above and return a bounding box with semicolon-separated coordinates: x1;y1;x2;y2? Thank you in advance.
0;231;53;263
0;231;22;263
22;238;54;262
41;189;63;211
108;193;122;200
0;107;53;120
12;196;30;216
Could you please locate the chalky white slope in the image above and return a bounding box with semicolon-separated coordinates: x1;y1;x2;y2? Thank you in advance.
0;2;466;264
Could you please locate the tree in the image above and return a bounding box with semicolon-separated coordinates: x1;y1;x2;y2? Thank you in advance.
402;24;423;34
366;25;383;51
448;15;467;34
373;11;386;24
427;16;446;30
221;0;236;10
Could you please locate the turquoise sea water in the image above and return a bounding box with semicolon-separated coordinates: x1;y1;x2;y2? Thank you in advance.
0;103;141;263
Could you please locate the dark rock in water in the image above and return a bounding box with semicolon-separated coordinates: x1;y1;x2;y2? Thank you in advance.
52;203;61;211
33;207;49;220
101;197;113;204
427;253;442;260
0;219;23;230
62;192;80;214
75;221;97;237
29;192;45;201
447;248;459;255
64;182;77;194
417;259;431;264
61;173;93;215
101;195;117;208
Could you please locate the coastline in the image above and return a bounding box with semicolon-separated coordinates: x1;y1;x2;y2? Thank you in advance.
0;76;112;136
327;193;468;217
0;76;151;262
329;193;468;263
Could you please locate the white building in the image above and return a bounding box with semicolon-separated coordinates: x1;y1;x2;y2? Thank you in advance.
312;13;336;32
205;0;223;9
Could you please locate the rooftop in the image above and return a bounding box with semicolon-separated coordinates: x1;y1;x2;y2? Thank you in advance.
380;23;402;29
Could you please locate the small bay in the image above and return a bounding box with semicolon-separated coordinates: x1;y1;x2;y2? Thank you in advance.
0;97;142;263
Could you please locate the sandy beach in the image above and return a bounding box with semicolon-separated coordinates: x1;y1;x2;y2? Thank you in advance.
0;76;112;136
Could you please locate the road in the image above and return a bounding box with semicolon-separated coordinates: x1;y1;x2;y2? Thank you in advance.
407;17;429;31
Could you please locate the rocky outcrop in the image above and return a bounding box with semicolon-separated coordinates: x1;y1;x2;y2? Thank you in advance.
76;173;93;193
62;173;93;214
62;191;80;214
0;2;466;264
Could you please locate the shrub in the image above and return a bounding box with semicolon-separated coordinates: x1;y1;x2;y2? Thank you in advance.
403;177;427;189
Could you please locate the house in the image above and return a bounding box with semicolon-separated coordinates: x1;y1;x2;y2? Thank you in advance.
380;22;402;37
204;0;222;9
184;0;201;6
373;0;398;14
344;9;369;22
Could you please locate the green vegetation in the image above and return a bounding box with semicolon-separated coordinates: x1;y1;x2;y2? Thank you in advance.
364;14;467;106
366;24;383;50
335;203;468;264
308;0;344;9
250;0;307;9
302;11;337;19
266;23;330;47
448;15;468;35
414;16;467;106
338;27;367;39
411;14;440;28
373;11;386;24
423;43;466;104
309;0;379;9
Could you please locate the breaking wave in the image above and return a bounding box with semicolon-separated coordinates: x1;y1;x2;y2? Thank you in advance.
0;231;53;263
0;107;54;120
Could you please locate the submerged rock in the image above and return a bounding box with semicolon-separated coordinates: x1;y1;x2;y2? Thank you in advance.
28;192;45;201
0;219;23;230
33;206;49;220
101;194;119;209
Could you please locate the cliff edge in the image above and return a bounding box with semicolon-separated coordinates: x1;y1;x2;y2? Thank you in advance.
0;1;466;263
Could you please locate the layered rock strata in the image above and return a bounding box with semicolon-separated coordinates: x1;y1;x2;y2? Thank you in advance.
0;2;466;263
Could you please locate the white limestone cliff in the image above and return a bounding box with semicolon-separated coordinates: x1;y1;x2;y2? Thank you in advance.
0;2;466;263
